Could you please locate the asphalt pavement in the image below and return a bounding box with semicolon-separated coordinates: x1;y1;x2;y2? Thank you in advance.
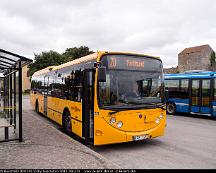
1;95;215;169
93;114;216;169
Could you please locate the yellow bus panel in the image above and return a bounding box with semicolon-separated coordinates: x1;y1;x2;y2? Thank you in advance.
72;119;82;137
94;116;127;145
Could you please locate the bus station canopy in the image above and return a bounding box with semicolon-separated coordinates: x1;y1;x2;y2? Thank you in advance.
0;48;32;75
0;48;32;142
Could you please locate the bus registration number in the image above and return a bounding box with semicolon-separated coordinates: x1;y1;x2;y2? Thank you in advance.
133;135;148;141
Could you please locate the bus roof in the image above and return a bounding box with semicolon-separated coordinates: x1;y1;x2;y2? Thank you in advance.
32;53;98;77
52;52;98;71
164;71;216;79
32;51;160;77
32;66;56;77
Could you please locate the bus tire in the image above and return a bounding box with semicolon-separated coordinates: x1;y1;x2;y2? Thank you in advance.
63;109;72;135
35;100;39;113
166;102;176;115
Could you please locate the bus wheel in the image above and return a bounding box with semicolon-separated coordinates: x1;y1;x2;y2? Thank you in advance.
63;110;72;135
166;102;176;115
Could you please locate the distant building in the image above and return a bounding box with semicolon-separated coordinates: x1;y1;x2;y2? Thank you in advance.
178;44;214;73
22;65;31;92
0;65;31;93
163;66;179;74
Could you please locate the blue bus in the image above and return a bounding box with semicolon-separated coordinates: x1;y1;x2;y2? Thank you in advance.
164;71;216;117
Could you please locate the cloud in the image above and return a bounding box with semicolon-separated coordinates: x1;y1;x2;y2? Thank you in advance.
0;0;216;67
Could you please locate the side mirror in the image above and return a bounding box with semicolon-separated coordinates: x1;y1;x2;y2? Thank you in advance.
98;66;106;82
165;89;169;101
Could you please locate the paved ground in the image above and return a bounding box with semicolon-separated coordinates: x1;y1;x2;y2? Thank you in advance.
0;96;120;169
2;95;216;169
93;114;216;169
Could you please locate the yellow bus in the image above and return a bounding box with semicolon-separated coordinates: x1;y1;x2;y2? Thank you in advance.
30;51;166;146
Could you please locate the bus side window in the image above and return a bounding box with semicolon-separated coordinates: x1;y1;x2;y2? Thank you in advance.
165;79;180;98
65;71;75;100
74;69;83;102
54;70;66;99
37;75;43;93
214;79;216;100
180;79;189;99
31;76;36;91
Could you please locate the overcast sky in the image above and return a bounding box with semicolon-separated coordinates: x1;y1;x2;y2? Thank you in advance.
0;0;216;67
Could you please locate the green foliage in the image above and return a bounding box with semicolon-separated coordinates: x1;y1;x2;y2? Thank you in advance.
28;46;94;76
210;51;216;66
28;50;64;76
62;46;94;61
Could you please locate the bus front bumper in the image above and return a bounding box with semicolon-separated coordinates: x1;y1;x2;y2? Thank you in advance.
125;119;166;142
94;117;166;146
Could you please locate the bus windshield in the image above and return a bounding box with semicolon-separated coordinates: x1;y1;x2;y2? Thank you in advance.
98;54;164;109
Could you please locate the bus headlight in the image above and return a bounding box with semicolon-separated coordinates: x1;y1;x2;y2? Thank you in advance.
117;121;123;128
155;118;160;124
110;117;116;124
159;113;163;119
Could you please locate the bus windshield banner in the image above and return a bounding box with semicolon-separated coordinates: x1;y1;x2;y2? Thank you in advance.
102;54;162;72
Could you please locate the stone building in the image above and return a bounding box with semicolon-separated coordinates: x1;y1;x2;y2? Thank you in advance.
22;65;31;92
178;44;214;73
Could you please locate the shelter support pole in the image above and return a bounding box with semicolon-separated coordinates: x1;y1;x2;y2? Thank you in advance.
7;75;9;118
9;70;13;125
3;77;6;109
14;72;16;129
18;61;22;142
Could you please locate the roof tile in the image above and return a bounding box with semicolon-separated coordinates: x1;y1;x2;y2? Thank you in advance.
179;44;212;55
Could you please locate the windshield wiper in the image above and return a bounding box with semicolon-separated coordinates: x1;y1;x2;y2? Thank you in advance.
154;103;166;110
101;102;166;111
102;104;156;111
132;102;166;110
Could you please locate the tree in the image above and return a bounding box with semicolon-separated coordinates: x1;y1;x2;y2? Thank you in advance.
62;46;94;61
28;50;66;76
28;46;94;77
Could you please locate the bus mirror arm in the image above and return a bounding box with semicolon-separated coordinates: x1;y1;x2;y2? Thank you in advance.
98;66;106;82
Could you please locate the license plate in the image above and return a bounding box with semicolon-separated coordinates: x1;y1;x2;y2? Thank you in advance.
133;135;148;141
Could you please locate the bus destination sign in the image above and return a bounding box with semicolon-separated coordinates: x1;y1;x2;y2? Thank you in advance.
103;55;161;72
108;56;145;69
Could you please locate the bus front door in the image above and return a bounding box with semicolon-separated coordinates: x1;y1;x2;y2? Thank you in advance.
44;76;49;116
200;79;211;114
82;69;95;144
190;79;211;115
